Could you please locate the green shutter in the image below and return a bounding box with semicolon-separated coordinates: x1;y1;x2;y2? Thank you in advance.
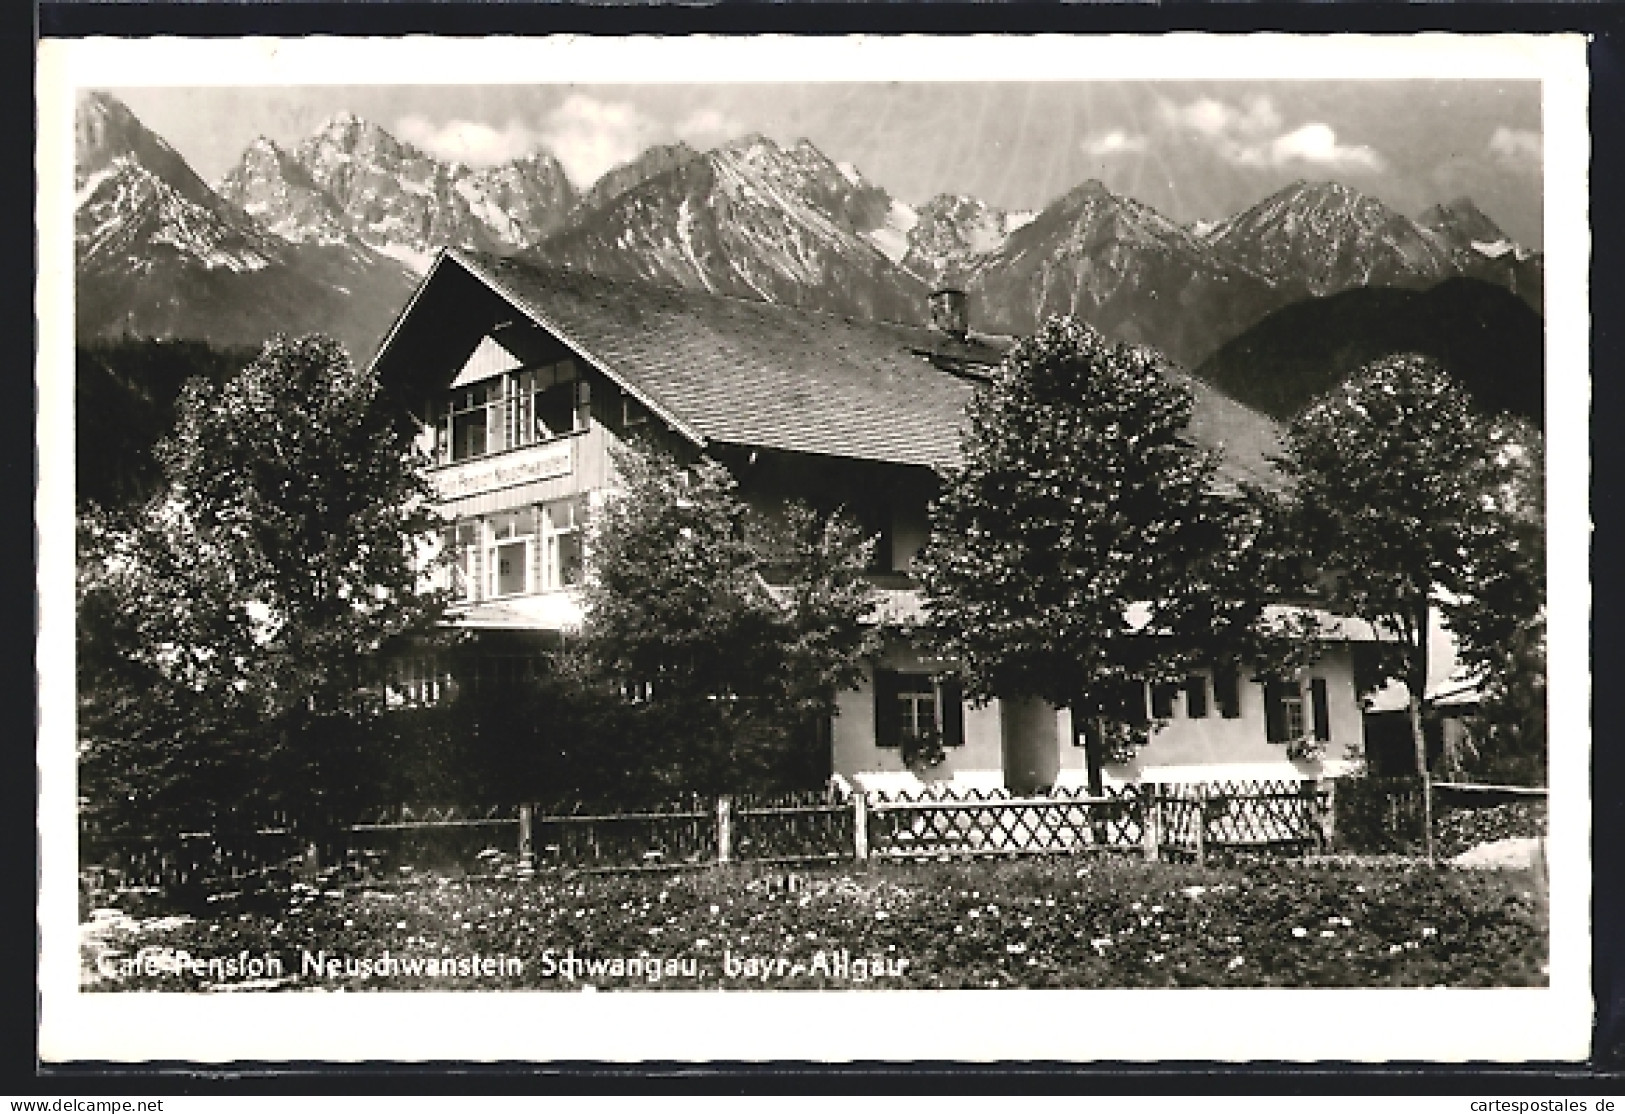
873;668;900;748
938;678;965;747
1311;677;1331;742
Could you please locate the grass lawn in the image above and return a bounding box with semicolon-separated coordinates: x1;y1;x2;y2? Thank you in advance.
80;855;1547;992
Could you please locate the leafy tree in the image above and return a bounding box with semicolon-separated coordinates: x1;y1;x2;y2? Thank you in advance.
580;443;876;797
1273;355;1539;850
1449;417;1547;784
920;316;1276;792
77;334;446;835
76;338;260;512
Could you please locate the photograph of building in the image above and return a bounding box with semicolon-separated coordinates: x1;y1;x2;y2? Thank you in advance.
41;35;1585;1064
375;248;1376;793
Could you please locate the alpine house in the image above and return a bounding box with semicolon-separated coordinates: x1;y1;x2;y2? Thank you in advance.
368;247;1374;794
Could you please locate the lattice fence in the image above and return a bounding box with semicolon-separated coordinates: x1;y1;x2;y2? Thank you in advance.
84;779;1385;897
867;785;1144;858
1154;780;1329;859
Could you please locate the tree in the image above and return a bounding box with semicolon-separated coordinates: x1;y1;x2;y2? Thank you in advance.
1447;416;1547;784
77;334;445;834
1272;354;1538;852
919;316;1264;793
580;443;876;797
76;337;260;512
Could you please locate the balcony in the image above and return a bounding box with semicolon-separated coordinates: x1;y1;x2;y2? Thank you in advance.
430;434;577;501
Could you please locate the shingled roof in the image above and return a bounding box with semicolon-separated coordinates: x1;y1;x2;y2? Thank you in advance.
450;249;1003;470
410;249;1283;487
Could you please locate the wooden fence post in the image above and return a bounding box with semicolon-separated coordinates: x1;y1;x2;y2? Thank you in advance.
1141;783;1160;862
1193;785;1207;866
1302;779;1322;855
853;792;870;861
517;804;534;872
717;795;733;864
1321;779;1338;853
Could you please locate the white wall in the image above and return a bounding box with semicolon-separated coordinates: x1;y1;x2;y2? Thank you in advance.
834;645;1368;790
1054;647;1365;787
832;644;1005;790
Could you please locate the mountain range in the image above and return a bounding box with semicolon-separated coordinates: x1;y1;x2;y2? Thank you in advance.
74;91;1545;383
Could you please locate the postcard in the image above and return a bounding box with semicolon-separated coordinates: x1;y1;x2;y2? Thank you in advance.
37;32;1592;1063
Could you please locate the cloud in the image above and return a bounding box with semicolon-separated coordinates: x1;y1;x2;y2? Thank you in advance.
395;115;539;166
1158;95;1282;141
1157;95;1383;173
539;94;664;186
1252;124;1385;172
1488;126;1542;166
675;108;742;148
1080;129;1148;157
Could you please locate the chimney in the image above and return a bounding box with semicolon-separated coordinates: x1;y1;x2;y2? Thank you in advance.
928;288;969;342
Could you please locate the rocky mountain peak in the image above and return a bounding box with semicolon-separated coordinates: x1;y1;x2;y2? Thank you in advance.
75;90;214;206
217;134;352;247
570;141;700;218
1207;178;1456;296
1418;196;1507;247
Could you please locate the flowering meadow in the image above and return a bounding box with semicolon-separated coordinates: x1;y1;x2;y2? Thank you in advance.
80;855;1546;992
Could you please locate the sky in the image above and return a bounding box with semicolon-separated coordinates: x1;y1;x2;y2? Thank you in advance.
110;81;1545;247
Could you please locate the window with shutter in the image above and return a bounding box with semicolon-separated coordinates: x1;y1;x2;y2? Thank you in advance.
1185;674;1209;718
1264;679;1305;743
1311;677;1331;742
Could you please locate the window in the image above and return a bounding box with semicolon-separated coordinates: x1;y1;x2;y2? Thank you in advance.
484;509;537;599
621;392;648;431
873;670;965;748
1264;678;1305;744
1185;673;1209;718
542;496;588;589
388;654;447;707
450;519;479;601
441;361;582;462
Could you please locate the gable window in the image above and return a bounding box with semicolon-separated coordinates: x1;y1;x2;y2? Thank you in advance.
873;670;965;749
441;360;582;463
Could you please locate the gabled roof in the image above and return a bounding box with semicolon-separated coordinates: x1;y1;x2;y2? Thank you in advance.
450;249;1005;470
381;248;1284;486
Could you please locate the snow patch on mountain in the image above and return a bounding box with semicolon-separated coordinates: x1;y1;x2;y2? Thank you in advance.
865;198;919;265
